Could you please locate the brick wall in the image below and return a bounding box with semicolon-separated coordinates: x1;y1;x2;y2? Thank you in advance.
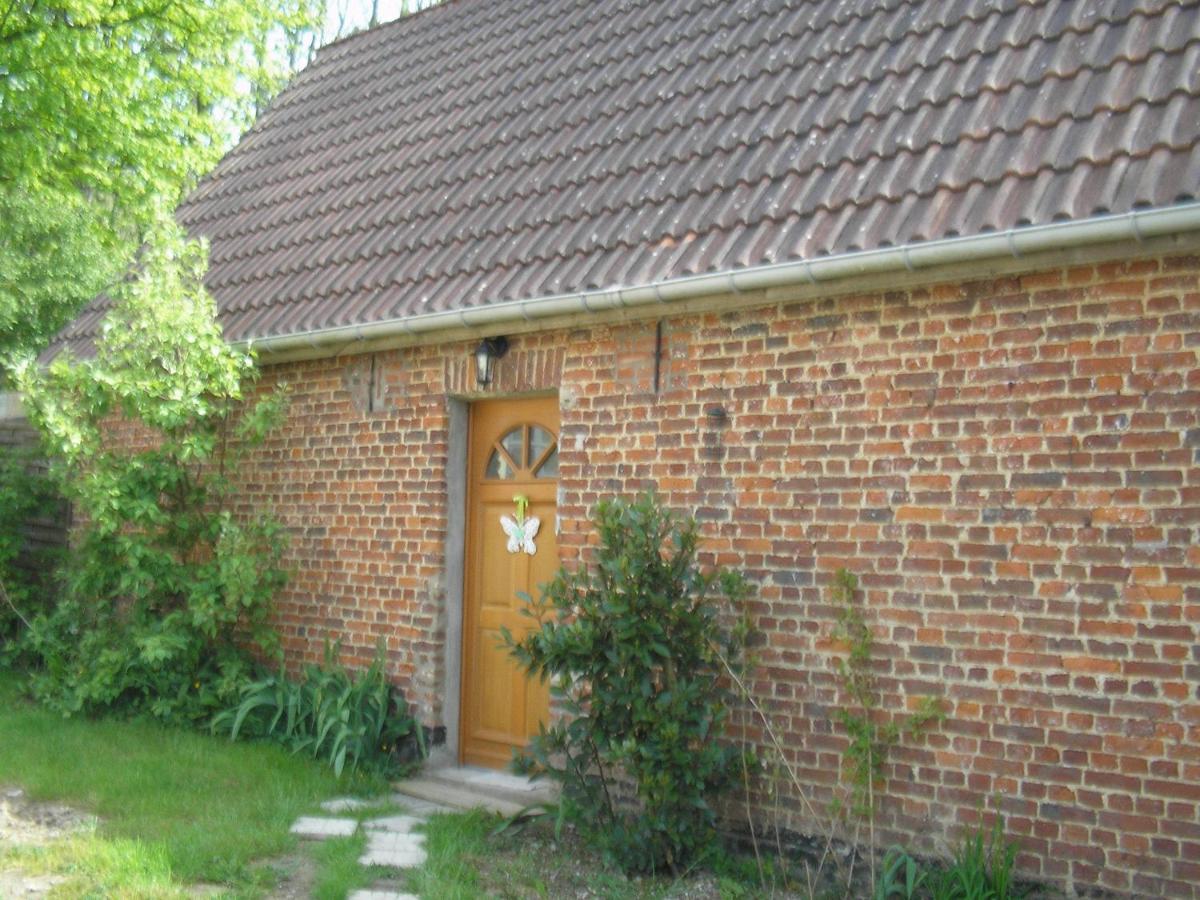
238;252;1199;898
0;409;69;582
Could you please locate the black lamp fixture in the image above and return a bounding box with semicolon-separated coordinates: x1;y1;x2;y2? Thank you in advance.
474;336;509;386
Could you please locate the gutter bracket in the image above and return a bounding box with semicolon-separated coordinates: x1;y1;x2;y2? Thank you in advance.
1129;210;1145;243
1006;229;1022;259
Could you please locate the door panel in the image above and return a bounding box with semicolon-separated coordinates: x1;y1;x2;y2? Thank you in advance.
460;396;558;768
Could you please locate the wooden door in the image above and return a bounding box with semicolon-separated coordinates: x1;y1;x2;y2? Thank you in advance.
460;396;559;768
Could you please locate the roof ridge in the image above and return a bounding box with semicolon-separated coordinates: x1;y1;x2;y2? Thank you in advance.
186;0;1182;203
185;21;1199;234
228;0;610;143
263;0;884;124
200;0;747;175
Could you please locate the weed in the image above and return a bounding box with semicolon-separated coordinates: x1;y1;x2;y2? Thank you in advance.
875;846;926;899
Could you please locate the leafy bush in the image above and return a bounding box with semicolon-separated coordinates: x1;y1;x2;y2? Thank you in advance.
214;641;424;776
507;493;754;874
12;220;287;724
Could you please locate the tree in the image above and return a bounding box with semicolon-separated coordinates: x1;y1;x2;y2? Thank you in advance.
0;0;324;358
12;218;287;723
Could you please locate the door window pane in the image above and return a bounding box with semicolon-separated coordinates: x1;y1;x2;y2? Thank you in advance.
500;427;525;468
533;446;558;478
485;448;516;479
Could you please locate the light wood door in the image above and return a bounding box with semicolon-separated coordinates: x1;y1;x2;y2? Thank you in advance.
460;396;558;768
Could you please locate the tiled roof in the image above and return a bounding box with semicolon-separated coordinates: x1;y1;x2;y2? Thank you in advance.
54;0;1200;355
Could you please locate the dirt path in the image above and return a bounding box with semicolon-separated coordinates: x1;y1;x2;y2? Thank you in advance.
0;785;93;896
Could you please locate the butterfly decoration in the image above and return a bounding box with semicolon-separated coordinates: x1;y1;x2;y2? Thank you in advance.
500;513;540;555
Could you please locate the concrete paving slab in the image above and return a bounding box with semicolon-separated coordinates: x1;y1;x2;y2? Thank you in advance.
365;833;425;851
387;794;454;816
358;831;427;868
358;848;428;868
363;815;424;833
320;797;387;814
289;816;358;839
347;891;420;900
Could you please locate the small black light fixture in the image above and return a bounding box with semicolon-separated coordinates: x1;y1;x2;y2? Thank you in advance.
473;336;509;386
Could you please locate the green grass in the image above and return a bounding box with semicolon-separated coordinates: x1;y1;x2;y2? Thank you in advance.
0;670;796;898
402;809;491;899
404;810;668;899
0;670;386;895
2;828;187;898
403;808;797;899
311;832;377;900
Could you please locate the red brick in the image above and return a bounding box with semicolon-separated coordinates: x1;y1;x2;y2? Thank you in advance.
90;254;1200;900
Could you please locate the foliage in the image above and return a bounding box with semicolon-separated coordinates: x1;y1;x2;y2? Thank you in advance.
0;189;120;363
0;444;60;655
929;814;1024;900
871;814;1028;900
12;221;287;724
507;493;755;874
214;640;424;777
0;0;325;357
875;846;927;900
830;568;944;819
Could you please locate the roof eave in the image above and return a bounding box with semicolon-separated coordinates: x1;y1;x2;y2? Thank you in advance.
240;202;1200;359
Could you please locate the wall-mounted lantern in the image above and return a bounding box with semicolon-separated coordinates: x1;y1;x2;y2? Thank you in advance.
474;336;509;386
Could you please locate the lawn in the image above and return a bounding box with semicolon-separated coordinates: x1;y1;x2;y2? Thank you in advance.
0;669;781;899
0;669;386;896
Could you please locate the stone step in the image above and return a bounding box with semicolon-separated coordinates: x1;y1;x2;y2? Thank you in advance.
392;767;556;818
289;816;358;839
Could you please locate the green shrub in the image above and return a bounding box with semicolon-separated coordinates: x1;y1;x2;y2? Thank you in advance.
13;220;286;724
506;493;754;874
214;641;424;777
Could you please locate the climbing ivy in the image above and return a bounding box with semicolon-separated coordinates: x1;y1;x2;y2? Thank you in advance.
830;568;944;820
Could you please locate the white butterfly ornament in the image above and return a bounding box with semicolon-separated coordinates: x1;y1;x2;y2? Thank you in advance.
500;514;540;556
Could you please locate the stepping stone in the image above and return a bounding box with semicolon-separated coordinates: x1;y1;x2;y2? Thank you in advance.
358;831;427;868
289;816;358;839
320;797;385;813
348;891;420;900
363;814;424;833
387;793;454;816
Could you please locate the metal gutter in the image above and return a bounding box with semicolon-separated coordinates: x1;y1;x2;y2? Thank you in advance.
240;202;1200;357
